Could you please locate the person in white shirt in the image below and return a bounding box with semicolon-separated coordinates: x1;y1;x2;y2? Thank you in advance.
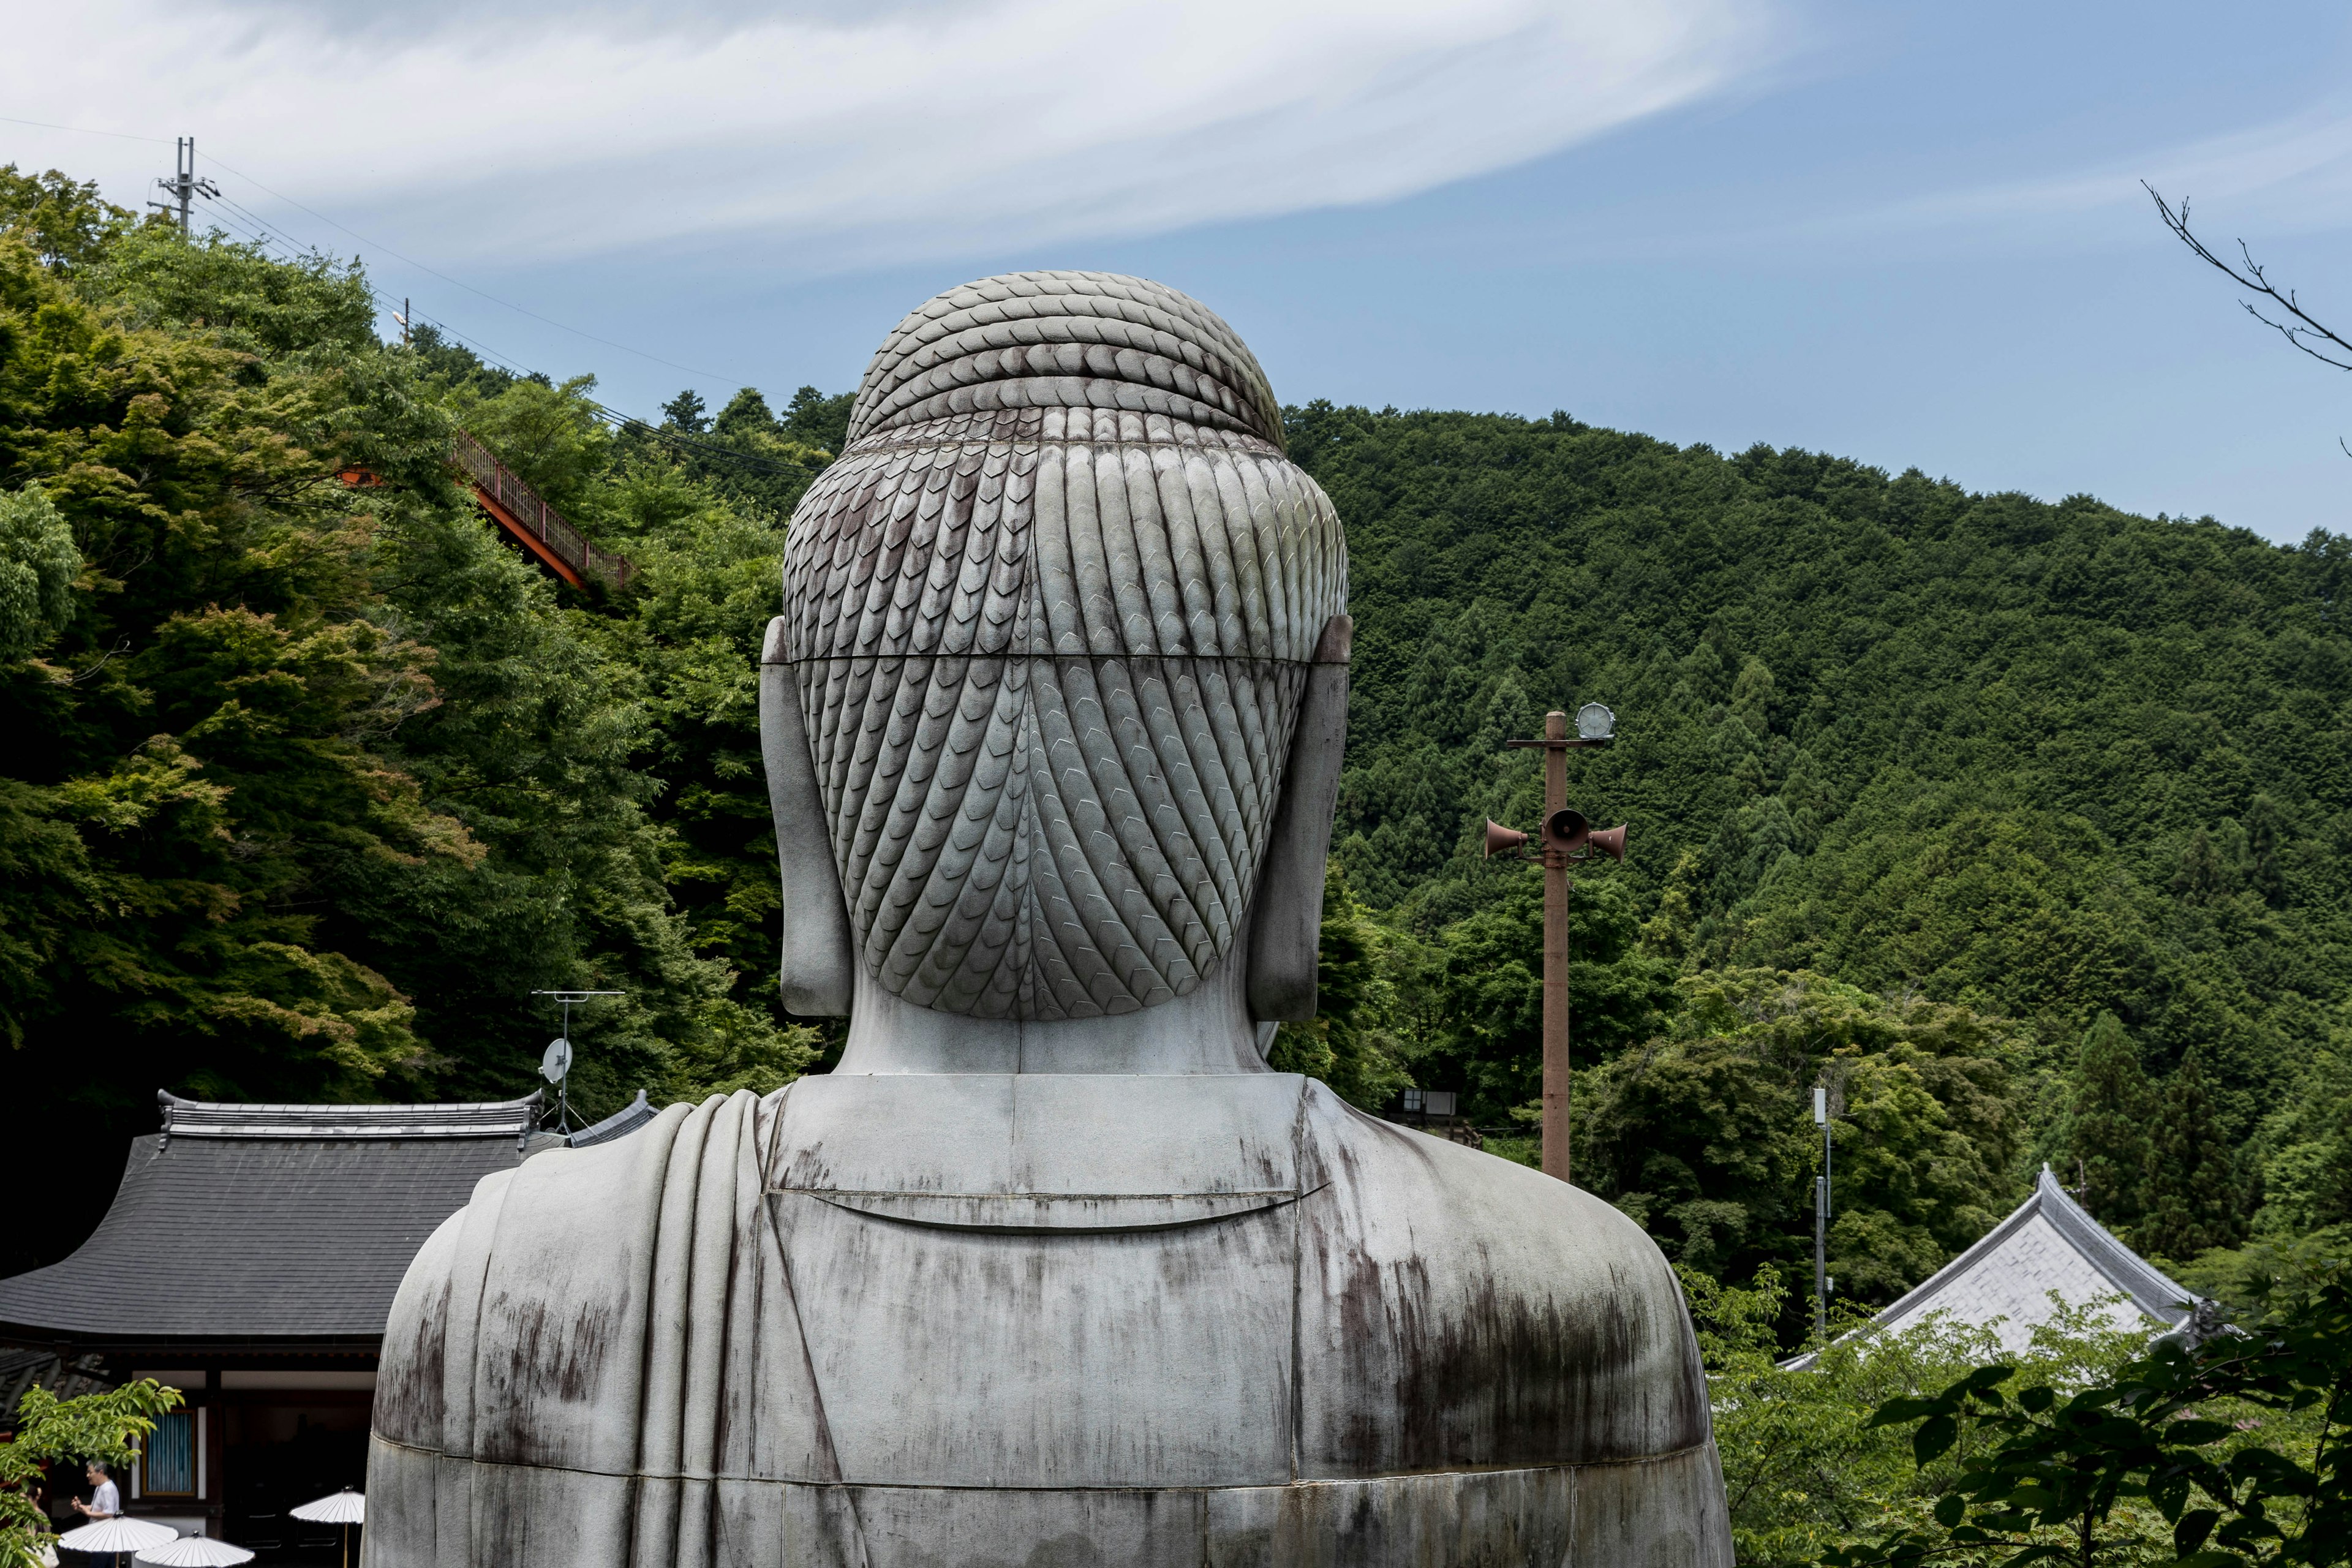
71;1461;119;1521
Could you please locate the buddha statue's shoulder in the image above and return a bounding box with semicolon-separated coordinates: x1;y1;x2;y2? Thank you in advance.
1289;1079;1712;1474
373;1089;786;1481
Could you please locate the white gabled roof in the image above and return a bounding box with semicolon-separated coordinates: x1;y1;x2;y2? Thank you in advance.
1784;1165;2198;1366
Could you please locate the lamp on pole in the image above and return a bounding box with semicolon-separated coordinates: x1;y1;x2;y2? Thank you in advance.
1486;704;1626;1186
1813;1083;1834;1343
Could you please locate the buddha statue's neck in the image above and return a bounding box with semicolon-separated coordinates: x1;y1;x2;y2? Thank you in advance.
833;954;1270;1075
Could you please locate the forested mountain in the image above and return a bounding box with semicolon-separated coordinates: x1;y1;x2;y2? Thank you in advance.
3;167;2345;1342
1285;405;2352;1323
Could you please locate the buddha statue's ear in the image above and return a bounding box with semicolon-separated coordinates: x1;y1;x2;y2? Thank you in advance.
1247;614;1351;1023
761;617;855;1016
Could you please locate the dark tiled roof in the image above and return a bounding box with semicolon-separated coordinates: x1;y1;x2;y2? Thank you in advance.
0;1096;543;1344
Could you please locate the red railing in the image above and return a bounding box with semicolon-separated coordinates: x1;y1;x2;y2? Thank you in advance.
453;431;634;590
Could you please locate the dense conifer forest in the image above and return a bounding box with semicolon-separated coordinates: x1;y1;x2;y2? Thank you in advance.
3;168;2346;1355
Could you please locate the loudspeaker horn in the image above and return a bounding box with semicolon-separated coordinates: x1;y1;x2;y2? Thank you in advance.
1544;809;1589;851
1586;824;1628;862
1483;820;1528;859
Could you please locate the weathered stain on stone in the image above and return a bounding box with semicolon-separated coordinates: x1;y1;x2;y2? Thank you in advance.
478;1290;623;1464
374;1268;447;1444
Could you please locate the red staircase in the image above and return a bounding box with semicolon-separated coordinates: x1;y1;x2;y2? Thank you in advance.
451;432;635;590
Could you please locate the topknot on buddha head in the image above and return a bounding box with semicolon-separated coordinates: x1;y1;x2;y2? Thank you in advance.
845;270;1286;450
777;272;1346;1023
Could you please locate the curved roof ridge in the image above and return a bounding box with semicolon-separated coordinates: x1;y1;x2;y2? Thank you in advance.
157;1090;542;1140
567;1088;656;1148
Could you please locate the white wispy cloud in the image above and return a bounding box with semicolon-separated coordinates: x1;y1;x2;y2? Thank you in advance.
2;0;1782;270
1866;100;2352;241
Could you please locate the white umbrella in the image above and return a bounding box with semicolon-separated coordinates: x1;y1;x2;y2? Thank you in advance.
288;1492;363;1526
137;1537;254;1567
58;1518;178;1555
289;1491;364;1568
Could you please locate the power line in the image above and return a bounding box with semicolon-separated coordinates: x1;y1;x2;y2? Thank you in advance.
0;113;173;145
192;149;746;389
11;115;750;390
167;180;821;480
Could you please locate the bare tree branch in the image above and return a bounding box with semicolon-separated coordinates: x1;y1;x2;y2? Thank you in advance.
2146;181;2352;373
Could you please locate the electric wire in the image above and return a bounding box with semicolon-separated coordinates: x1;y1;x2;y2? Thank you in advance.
0;114;173;144
192;149;744;388
4;111;749;393
176;184;823;478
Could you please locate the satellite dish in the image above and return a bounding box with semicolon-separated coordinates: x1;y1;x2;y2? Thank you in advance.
541;1037;573;1084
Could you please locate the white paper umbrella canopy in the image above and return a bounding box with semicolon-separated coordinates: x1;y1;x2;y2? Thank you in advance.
137;1537;255;1567
58;1517;179;1554
289;1490;364;1525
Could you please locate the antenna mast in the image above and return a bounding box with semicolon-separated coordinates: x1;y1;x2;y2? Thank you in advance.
529;989;624;1133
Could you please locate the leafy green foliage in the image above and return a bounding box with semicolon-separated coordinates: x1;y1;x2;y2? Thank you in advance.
0;484;78;659
0;1378;182;1567
0;215;816;1275
0;167;140;273
1691;1264;2147;1567
628;383;834;521
1580;970;2021;1311
1265;865;1412;1109
1823;1270;2352;1566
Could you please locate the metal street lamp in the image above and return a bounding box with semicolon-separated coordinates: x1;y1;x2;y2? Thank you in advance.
1486;707;1627;1186
1814;1084;1836;1344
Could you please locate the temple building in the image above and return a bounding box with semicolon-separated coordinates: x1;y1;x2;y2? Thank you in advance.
1787;1164;2200;1368
0;1089;652;1558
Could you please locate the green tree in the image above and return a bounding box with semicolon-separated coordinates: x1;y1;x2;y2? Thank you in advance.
1690;1262;2146;1567
2141;1055;2243;1261
0;1378;183;1567
0;166;137;271
0;484;78;658
0;214;821;1272
1286;402;2351;1257
1581;971;2024;1318
1266;864;1411;1110
2062;1012;2155;1235
1406;870;1678;1121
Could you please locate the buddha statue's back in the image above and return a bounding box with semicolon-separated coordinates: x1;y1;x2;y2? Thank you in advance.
363;273;1733;1567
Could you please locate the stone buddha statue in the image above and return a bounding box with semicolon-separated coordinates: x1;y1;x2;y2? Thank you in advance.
364;272;1731;1566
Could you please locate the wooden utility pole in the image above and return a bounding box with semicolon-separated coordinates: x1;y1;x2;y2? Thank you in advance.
1540;710;1572;1184
1494;704;1623;1188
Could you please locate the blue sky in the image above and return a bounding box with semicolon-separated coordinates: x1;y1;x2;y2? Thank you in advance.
7;0;2352;542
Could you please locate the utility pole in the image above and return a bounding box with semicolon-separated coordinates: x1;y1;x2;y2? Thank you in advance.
1813;1084;1833;1343
1538;712;1572;1183
149;138;219;235
1490;703;1624;1187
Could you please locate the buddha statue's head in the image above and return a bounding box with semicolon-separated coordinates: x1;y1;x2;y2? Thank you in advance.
769;271;1347;1036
